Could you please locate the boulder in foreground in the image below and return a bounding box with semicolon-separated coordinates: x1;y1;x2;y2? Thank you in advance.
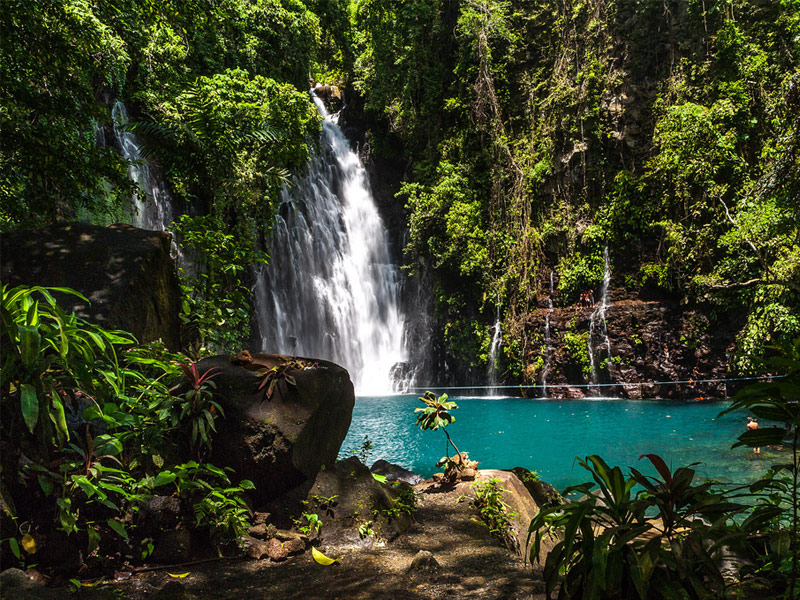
197;354;355;506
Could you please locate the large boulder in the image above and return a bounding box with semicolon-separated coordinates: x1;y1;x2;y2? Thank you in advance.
197;354;355;506
304;456;414;548
0;222;181;350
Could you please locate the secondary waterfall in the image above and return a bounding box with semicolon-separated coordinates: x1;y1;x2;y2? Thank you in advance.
111;101;173;232
587;246;612;391
541;270;555;397
486;300;502;395
253;91;405;395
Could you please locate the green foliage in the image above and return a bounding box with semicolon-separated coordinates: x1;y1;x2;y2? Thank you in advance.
1;285;134;451
350;435;374;465
0;0;133;230
0;287;254;568
721;337;800;596
471;478;517;549
443;318;492;368
174;362;223;458
402;161;489;282
563;331;591;377
137;68;318;229
295;512;322;537
415;391;465;474
528;454;748;600
557;253;604;305
173;214;267;353
256;358;316;401
414;391;458;432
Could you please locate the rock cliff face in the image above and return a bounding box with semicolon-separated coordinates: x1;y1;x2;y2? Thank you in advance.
512;287;740;399
1;222;181;350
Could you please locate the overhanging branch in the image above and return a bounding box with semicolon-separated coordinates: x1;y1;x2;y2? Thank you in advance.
710;278;800;294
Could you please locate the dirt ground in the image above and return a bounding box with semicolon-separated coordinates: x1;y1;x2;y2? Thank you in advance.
95;480;548;600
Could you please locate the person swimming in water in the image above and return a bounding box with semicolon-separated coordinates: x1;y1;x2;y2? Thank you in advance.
747;417;760;454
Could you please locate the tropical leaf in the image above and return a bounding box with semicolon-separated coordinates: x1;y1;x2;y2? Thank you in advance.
311;546;341;565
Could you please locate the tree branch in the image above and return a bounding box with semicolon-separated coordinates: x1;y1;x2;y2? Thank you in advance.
710;278;800;294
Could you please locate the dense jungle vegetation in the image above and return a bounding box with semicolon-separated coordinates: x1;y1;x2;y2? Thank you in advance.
3;0;798;374
1;0;800;596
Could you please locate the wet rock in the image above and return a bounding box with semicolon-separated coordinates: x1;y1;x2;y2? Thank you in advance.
199;354;355;506
0;222;181;350
267;538;289;562
408;550;440;573
370;459;424;485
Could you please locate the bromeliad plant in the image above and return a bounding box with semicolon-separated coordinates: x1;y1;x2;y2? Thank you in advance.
528;454;747;600
174;361;222;457
256;358;316;401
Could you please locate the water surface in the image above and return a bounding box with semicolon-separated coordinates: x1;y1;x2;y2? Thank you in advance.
341;396;772;491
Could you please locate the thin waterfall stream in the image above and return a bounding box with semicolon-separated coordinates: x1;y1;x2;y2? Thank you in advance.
587;246;612;392
541;270;555;397
254;91;406;395
486;299;502;395
111;101;173;232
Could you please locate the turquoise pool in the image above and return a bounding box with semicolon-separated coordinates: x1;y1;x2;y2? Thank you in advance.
340;396;772;491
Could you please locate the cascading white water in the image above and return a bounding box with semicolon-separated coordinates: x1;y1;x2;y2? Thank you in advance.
587;246;612;391
253;91;405;395
541;270;555;397
486;299;502;395
112;101;173;232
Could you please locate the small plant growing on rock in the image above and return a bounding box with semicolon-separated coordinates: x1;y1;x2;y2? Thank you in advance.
415;391;470;480
472;478;518;551
256;358;317;401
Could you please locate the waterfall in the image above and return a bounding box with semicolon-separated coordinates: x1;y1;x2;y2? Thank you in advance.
487;300;502;396
587;246;612;393
111;101;173;232
253;91;406;395
541;270;555;397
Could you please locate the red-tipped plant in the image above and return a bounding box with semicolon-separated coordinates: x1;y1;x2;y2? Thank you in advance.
174;362;223;458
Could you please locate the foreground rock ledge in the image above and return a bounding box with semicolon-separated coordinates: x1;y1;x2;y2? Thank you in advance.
199;354;355;506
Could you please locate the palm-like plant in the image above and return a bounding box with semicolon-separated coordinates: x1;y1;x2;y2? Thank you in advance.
414;392;465;472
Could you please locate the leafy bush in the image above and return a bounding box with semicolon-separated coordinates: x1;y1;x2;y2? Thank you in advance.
563;331;591;377
0;286;253;570
471;478;517;550
173;214;267;353
528;454;747;599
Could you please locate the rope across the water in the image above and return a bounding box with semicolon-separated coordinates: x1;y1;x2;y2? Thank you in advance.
406;375;783;392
